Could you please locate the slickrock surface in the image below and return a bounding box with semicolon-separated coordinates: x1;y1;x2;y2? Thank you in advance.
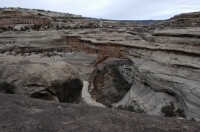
62;29;200;120
0;8;200;130
0;94;200;132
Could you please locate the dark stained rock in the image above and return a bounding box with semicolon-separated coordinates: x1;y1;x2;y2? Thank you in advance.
89;58;133;106
0;94;200;132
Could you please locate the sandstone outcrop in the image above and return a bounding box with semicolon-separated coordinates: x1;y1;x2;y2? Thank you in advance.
143;28;200;45
60;29;200;120
0;8;200;128
0;60;83;103
0;27;199;121
0;93;200;132
149;11;200;29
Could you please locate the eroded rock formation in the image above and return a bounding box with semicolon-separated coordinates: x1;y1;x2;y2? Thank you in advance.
0;61;83;103
0;8;200;130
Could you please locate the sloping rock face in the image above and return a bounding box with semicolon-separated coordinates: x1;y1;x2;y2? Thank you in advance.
0;94;200;132
0;61;83;103
0;8;200;128
62;29;200;120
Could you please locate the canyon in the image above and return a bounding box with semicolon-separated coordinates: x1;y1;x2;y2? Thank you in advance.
0;7;200;131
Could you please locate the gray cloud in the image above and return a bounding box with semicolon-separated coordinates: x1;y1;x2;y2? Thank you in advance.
0;0;199;20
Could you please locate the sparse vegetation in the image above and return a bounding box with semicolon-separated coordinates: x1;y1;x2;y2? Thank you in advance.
33;24;41;31
190;117;197;122
0;81;16;94
161;102;185;118
117;105;144;113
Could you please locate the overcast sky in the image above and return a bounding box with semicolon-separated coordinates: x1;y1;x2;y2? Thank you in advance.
0;0;200;20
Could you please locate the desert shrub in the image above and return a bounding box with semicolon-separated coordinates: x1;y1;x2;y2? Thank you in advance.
24;26;30;31
117;105;144;113
56;25;61;30
161;102;176;117
8;26;13;31
176;108;186;117
190;117;197;122
161;102;185;118
37;13;43;16
0;81;16;94
33;24;41;31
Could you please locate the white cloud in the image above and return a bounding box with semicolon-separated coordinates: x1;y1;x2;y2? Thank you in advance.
0;0;199;20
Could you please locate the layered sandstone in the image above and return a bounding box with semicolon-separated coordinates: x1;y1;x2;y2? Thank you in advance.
0;8;200;130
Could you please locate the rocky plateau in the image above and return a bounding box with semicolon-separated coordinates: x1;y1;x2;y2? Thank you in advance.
0;7;200;131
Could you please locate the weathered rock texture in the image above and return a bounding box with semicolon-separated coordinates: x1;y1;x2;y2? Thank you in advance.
0;61;83;103
151;28;200;45
0;94;200;132
62;29;200;120
0;8;200;125
89;58;133;106
149;11;200;29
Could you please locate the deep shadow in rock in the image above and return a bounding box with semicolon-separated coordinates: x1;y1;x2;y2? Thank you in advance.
46;78;83;104
59;78;83;103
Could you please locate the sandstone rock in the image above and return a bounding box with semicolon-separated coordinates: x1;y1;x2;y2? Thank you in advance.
13;25;24;31
0;8;200;123
152;28;200;45
0;93;200;132
89;58;133;106
0;61;83;103
149;11;200;28
64;29;200;120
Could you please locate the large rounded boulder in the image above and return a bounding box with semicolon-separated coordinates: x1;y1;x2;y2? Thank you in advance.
0;61;83;103
89;58;133;106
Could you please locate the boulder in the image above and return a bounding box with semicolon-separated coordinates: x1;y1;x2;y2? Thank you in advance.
0;61;83;103
13;25;24;31
89;58;133;106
